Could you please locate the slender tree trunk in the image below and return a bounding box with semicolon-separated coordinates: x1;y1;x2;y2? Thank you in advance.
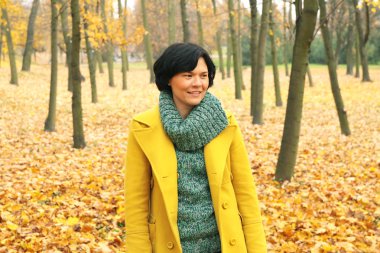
237;0;245;90
275;0;319;182
319;0;350;136
306;66;314;87
84;1;97;103
334;3;346;68
212;0;225;80
269;0;282;107
118;0;128;90
180;0;190;43
228;0;243;99
195;0;204;46
168;0;176;44
59;0;73;91
250;0;258;115
283;0;289;76
346;4;354;75
253;0;270;124
71;0;86;149
95;1;104;74
141;0;154;83
22;0;40;71
44;0;58;131
124;0;129;71
1;6;18;85
354;30;360;78
226;33;232;78
352;0;371;82
101;0;115;87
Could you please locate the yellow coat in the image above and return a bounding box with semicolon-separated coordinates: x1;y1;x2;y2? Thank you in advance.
124;106;267;253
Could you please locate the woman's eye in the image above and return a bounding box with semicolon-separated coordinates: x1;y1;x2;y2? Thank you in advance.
184;74;192;78
201;74;208;79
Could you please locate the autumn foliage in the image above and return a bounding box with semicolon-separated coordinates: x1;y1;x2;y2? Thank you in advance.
0;63;379;252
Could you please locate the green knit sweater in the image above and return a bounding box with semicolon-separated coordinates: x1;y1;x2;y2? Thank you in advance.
159;90;228;253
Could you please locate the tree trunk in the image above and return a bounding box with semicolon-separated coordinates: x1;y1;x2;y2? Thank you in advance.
319;0;350;136
101;0;115;87
141;0;154;83
118;0;128;90
352;0;371;82
252;0;270;124
249;0;258;115
346;3;354;75
195;0;204;46
334;2;346;67
226;33;232;78
275;0;318;182
354;30;360;78
168;0;176;44
22;0;40;71
180;0;190;43
269;0;282;107
212;0;225;80
84;1;98;103
228;0;243;99
283;0;289;76
1;6;18;85
59;0;73;91
237;0;245;90
71;0;86;149
306;66;313;87
44;0;58;131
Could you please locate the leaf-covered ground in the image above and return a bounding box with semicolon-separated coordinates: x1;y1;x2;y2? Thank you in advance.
0;63;379;252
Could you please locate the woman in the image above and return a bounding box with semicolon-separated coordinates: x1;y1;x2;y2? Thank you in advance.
124;43;267;253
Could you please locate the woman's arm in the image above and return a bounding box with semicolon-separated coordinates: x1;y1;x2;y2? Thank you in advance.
229;116;267;253
124;120;152;252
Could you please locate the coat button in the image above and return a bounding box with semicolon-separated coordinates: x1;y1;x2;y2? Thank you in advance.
222;202;229;209
167;241;174;249
229;239;236;246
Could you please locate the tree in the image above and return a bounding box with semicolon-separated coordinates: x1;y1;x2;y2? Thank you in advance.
1;3;18;85
249;0;258;115
141;0;154;83
212;0;225;80
269;0;282;107
352;0;371;82
168;0;176;44
22;0;40;72
275;0;319;182
228;0;243;99
319;0;351;136
180;0;190;42
118;0;128;90
283;0;289;76
59;0;73;91
226;33;232;78
83;0;98;103
252;0;270;124
346;3;354;75
100;0;115;87
44;0;59;132
71;0;86;148
195;0;204;46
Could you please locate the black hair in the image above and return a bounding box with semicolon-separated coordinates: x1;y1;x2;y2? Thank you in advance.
153;43;216;91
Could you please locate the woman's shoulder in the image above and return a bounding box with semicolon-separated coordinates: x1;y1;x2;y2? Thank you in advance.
224;110;238;126
131;106;160;128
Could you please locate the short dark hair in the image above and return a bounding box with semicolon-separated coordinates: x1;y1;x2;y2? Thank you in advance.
153;43;216;91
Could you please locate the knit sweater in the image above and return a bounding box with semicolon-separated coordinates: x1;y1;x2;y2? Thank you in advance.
159;90;228;253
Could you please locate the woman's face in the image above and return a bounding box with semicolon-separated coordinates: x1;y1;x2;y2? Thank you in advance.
169;57;209;118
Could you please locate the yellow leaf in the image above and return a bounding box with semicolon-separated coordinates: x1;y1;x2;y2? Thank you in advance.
7;221;18;231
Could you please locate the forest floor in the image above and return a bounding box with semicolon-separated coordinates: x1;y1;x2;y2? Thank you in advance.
0;63;379;252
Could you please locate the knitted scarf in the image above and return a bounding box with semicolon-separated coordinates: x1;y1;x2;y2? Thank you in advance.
159;90;228;151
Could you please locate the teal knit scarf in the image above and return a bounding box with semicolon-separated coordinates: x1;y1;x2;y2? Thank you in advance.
159;90;228;151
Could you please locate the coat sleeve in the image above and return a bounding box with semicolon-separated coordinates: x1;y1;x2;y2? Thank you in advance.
229;115;267;253
124;120;152;253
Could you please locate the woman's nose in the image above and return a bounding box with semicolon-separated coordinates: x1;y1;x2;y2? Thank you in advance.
192;76;202;86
